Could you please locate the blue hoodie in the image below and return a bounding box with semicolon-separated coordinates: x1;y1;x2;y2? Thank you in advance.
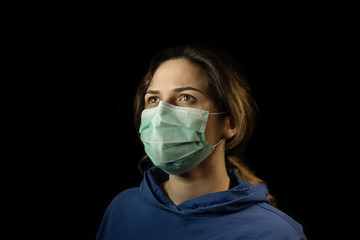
96;167;307;240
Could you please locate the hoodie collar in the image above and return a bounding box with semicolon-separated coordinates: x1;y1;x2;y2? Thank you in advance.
140;167;269;214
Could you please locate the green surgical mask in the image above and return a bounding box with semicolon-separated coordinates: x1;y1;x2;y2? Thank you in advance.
139;101;225;175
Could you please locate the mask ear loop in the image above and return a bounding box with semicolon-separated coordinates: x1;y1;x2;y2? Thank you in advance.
213;139;224;148
207;111;228;148
208;111;227;148
209;111;228;116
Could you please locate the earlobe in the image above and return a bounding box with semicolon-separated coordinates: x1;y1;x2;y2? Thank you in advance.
222;116;237;140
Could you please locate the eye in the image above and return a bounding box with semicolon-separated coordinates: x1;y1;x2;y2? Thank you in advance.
179;94;196;102
147;96;160;104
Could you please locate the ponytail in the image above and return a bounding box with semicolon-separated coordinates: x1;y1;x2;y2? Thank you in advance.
227;156;276;206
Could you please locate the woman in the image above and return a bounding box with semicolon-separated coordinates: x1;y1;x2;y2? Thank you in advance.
96;45;307;239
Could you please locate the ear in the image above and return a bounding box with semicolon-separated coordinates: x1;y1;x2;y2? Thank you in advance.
222;116;237;140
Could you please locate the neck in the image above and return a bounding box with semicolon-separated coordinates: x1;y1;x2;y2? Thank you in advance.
161;144;230;205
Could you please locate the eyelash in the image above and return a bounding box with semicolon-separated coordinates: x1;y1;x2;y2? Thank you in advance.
146;94;196;104
147;96;160;104
179;94;196;102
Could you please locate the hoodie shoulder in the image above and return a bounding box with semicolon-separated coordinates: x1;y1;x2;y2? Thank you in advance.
251;203;307;240
108;187;142;211
100;187;142;218
96;187;142;240
113;187;140;201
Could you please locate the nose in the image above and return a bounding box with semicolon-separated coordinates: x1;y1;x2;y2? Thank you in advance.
160;94;177;106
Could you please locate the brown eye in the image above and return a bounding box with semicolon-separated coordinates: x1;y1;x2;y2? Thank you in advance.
179;94;195;102
148;96;159;104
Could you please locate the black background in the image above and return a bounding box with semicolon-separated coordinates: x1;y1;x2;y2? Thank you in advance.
22;22;351;239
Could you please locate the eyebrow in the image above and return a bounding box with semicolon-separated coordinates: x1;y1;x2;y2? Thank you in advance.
145;86;203;95
173;86;203;93
145;90;160;95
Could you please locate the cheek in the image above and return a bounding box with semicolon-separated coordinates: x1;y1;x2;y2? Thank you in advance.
204;117;223;145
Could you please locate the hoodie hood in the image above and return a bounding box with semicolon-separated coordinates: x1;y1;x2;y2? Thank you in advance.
140;167;270;215
97;167;307;239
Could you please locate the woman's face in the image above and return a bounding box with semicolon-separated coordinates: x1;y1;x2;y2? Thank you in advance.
144;58;224;146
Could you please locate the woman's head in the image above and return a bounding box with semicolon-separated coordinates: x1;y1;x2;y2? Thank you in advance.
134;45;258;157
133;45;276;205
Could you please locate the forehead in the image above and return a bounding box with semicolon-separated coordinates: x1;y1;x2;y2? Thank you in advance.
149;58;209;90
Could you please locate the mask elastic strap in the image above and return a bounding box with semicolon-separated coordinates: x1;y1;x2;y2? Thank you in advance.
213;139;224;148
209;111;228;116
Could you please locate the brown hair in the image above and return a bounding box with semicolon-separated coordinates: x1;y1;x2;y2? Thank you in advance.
133;45;276;206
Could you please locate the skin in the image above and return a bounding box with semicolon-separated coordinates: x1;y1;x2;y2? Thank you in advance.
144;58;237;205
